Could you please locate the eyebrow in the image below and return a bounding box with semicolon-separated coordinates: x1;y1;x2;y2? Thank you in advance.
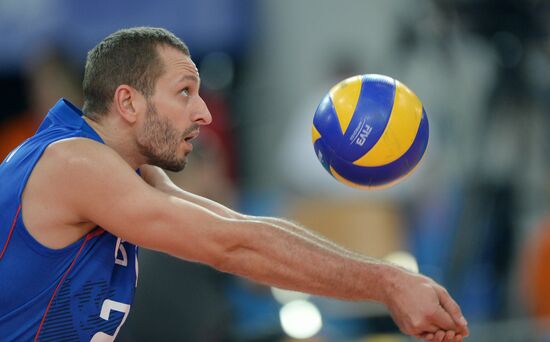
177;75;200;83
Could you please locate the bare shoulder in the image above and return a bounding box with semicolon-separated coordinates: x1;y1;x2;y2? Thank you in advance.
26;137;235;258
37;137;144;191
23;138;142;248
43;137;126;170
35;137;148;207
31;137;139;201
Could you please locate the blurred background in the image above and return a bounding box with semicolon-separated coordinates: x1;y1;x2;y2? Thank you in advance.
1;0;549;341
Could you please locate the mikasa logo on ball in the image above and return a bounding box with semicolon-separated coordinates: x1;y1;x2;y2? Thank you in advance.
349;118;373;146
355;124;373;146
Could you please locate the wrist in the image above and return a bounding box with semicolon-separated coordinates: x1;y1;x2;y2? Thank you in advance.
373;263;401;305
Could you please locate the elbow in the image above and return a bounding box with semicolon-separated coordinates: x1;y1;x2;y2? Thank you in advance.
210;250;232;273
209;238;245;274
208;220;256;274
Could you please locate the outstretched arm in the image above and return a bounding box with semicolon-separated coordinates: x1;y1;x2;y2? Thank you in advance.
140;165;369;260
44;142;390;301
141;165;468;341
35;141;467;342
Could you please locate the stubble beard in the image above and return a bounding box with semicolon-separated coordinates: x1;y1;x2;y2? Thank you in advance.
137;100;196;172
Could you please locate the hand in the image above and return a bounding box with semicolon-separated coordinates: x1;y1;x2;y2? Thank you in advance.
382;268;469;341
418;329;464;342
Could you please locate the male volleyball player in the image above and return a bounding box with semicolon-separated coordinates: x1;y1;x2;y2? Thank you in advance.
0;27;467;342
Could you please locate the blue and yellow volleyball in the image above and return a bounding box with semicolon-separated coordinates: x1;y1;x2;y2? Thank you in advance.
312;74;429;189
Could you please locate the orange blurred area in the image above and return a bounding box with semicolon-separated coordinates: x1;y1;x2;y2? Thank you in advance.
0;113;39;160
520;216;550;322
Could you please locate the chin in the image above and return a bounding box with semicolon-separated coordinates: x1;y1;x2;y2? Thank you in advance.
167;160;187;172
151;157;187;172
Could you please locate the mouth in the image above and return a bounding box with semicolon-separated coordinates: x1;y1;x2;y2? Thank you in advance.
183;130;200;143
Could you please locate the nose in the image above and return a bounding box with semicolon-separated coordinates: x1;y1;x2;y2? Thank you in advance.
191;95;212;126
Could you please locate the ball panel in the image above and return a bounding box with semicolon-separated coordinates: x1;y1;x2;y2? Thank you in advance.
330;165;409;190
328;75;362;135
313;138;335;176
329;166;365;189
352;80;423;167
410;107;429;160
313;94;346;152
311;125;321;144
330;109;428;187
336;74;396;162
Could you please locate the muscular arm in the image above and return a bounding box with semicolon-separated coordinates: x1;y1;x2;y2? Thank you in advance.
43;142;383;301
39;142;466;341
140;165;369;262
140;165;469;341
140;165;389;300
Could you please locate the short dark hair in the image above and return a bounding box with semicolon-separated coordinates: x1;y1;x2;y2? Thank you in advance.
82;27;189;119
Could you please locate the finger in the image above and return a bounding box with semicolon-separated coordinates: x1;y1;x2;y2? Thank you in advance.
418;332;434;341
436;286;469;336
434;330;446;342
453;334;463;342
443;330;455;342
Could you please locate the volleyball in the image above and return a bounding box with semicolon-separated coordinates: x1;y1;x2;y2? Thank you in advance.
312;74;429;189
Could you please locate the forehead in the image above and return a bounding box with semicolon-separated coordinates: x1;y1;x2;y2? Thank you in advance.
156;45;199;83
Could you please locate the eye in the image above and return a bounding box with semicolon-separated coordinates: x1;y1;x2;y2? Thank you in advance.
180;87;190;96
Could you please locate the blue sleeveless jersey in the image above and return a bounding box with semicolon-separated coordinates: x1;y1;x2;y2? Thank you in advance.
0;99;138;341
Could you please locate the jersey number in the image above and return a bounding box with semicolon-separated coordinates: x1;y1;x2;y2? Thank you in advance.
90;299;130;341
90;238;134;341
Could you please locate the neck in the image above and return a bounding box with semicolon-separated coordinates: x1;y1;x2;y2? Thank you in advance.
83;115;145;170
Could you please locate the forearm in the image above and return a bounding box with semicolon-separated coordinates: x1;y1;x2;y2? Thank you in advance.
141;166;398;301
149;173;372;261
218;218;469;340
218;217;396;303
142;171;470;340
247;215;377;263
168;189;373;264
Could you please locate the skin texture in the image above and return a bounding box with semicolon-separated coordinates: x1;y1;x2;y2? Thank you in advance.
21;45;468;341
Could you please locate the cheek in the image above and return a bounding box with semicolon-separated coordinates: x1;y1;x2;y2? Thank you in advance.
156;107;181;131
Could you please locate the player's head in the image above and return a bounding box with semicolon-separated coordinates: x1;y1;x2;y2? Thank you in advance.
82;27;212;171
82;27;188;117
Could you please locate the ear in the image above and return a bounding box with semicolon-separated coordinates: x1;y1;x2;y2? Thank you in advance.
113;85;146;124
